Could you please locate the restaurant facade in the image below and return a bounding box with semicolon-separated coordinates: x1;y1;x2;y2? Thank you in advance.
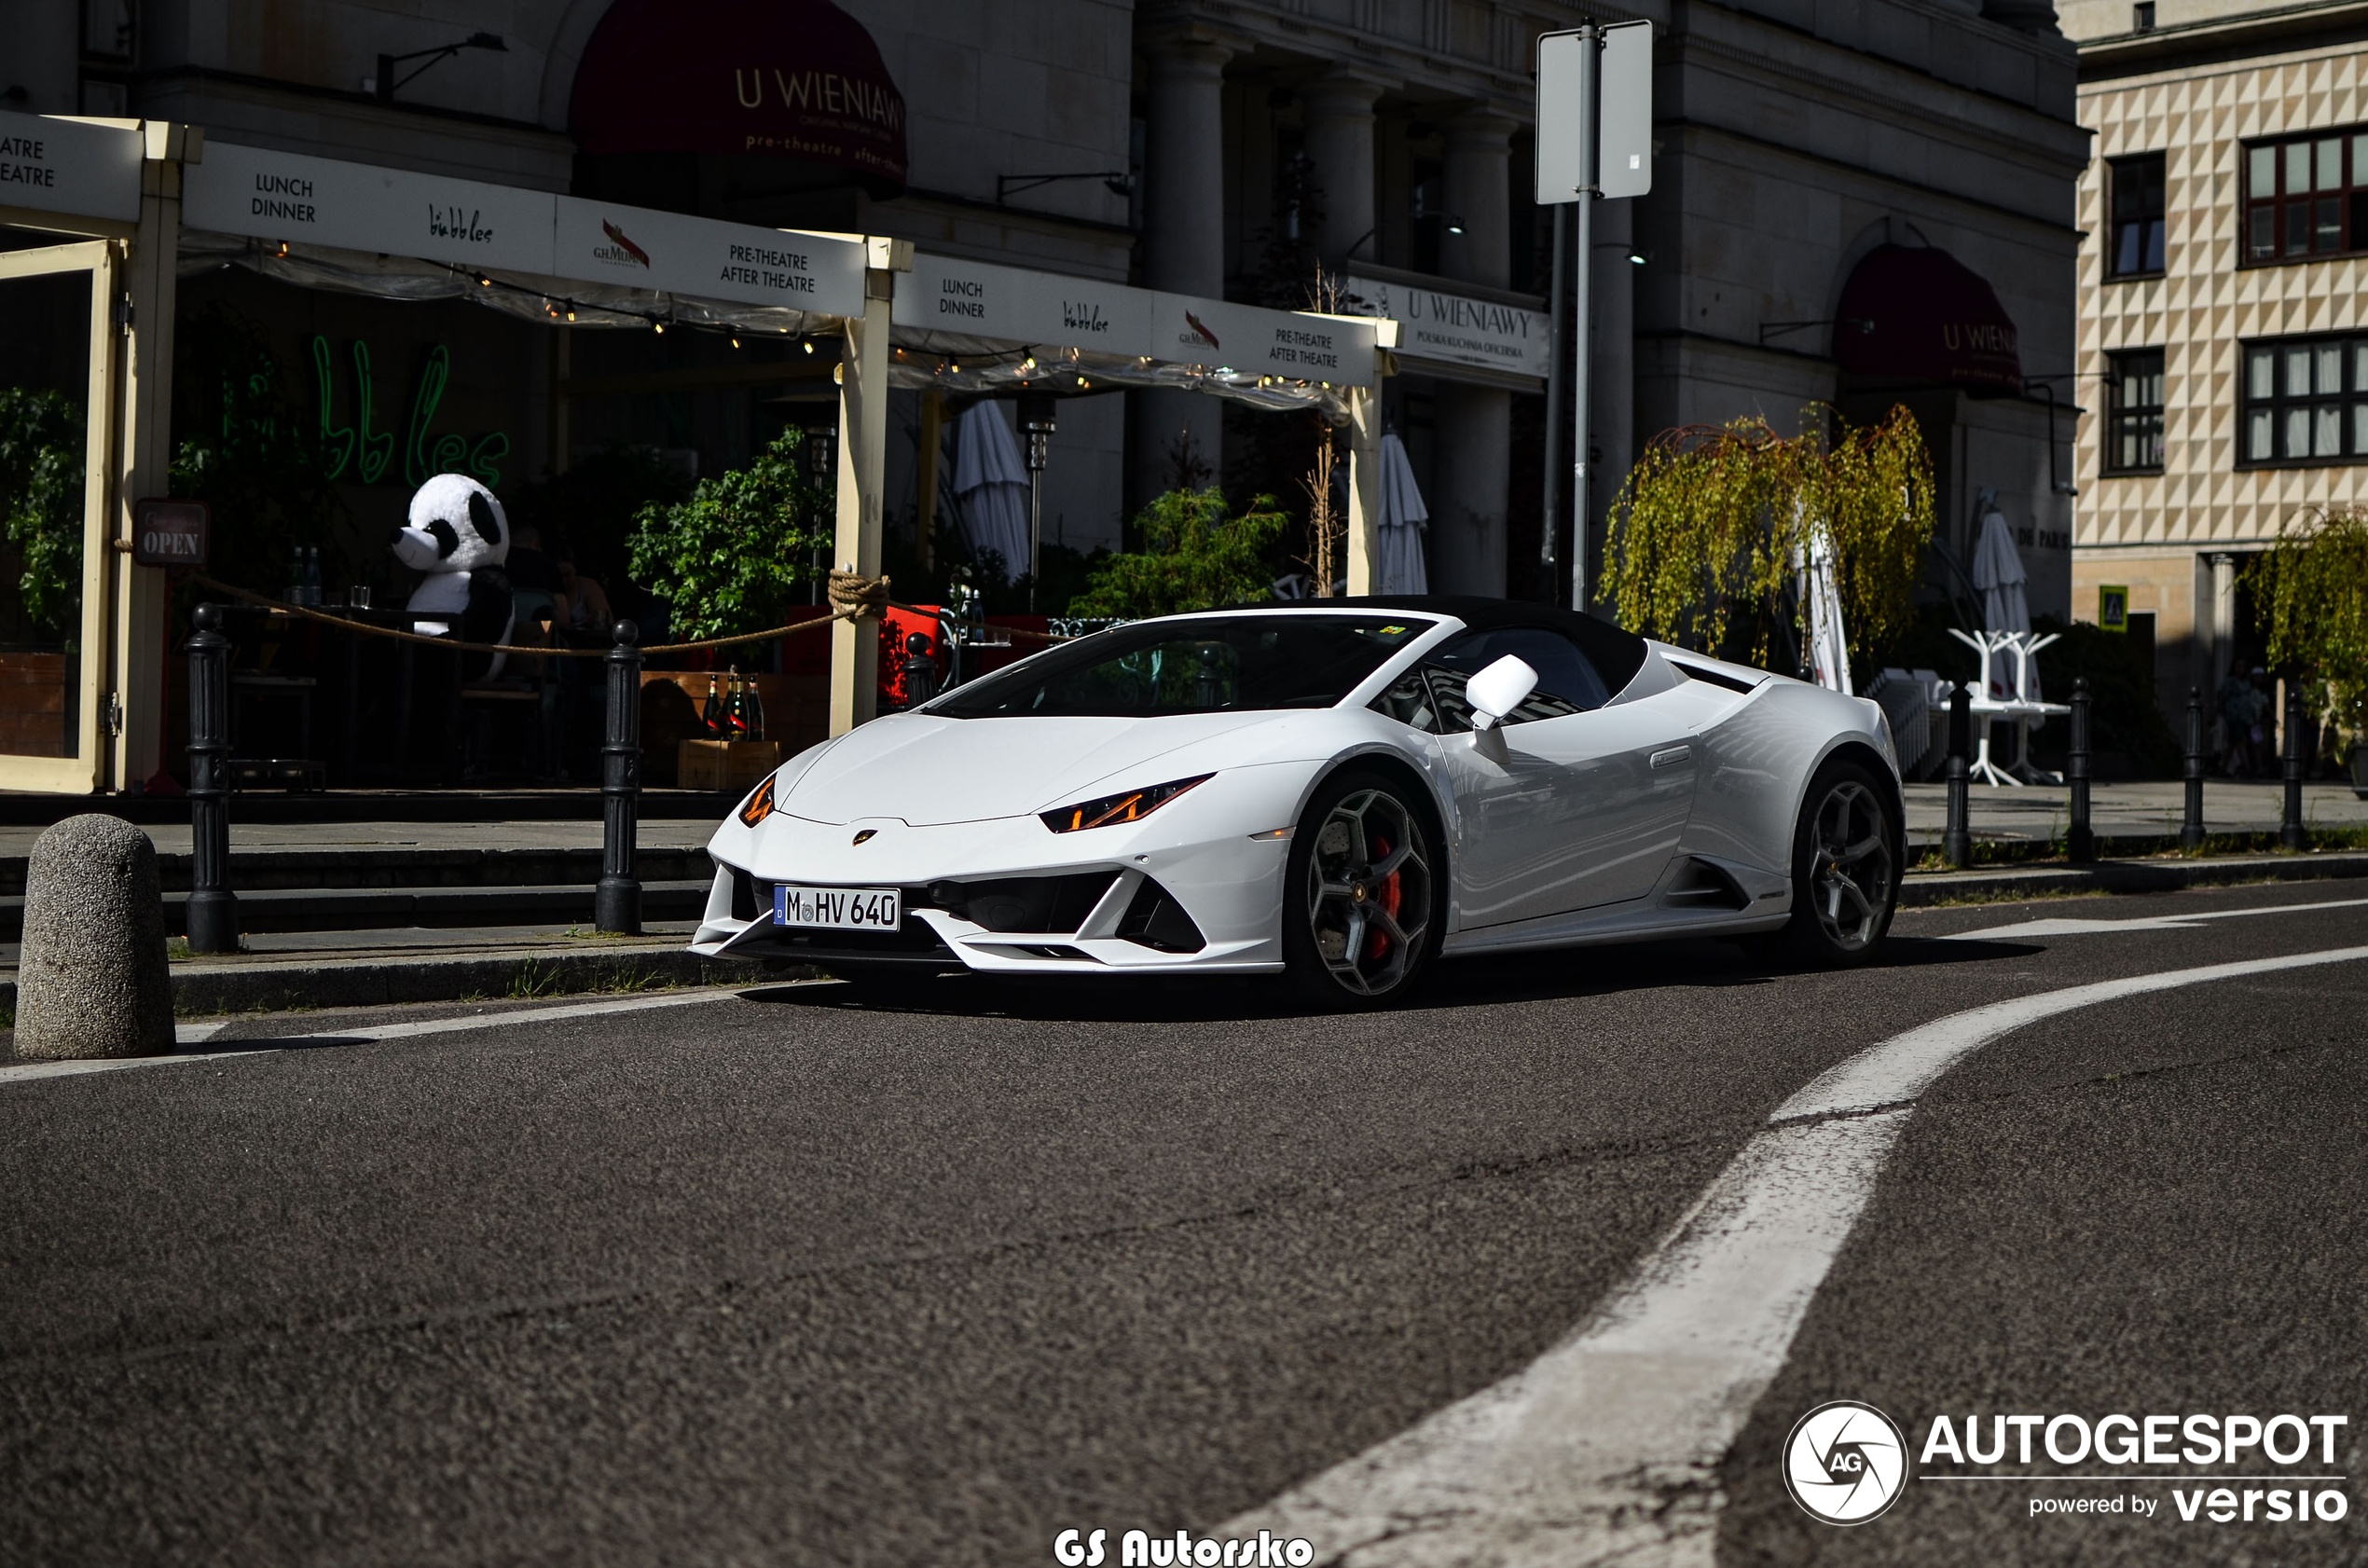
1;0;2086;794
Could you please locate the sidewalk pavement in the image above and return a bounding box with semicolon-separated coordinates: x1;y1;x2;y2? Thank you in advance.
1902;778;2368;852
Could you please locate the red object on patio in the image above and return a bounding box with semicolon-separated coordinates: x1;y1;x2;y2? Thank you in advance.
1833;244;2024;393
571;0;909;191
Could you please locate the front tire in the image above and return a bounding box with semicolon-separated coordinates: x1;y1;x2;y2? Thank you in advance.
1772;758;1901;967
1281;770;1440;1007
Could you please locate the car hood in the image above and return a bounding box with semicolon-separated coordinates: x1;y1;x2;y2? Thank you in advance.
779;709;1316;826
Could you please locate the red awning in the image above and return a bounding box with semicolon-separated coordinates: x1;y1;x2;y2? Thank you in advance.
1833;244;2022;393
571;0;908;191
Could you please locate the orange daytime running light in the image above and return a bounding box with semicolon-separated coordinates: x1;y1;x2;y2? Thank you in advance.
737;775;777;828
1039;775;1213;834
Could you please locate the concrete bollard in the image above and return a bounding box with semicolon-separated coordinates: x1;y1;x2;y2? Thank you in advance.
14;815;174;1060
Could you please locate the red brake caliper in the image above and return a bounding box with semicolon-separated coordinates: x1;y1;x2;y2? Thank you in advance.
1370;832;1398;960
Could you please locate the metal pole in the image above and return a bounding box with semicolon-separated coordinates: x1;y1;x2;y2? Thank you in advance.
1026;464;1044;613
2281;681;2306;850
1570;21;1599;616
1019;395;1055;614
185;603;239;954
2067;675;2093;864
2182;685;2206;851
596;619;643;934
1945;682;1972;870
1541;200;1567;593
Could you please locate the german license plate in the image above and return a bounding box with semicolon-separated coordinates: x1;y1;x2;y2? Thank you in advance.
774;884;901;930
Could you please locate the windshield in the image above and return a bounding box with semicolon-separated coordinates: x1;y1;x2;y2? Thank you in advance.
931;614;1439;719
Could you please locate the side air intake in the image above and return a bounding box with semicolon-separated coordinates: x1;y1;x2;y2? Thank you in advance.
1662;858;1750;912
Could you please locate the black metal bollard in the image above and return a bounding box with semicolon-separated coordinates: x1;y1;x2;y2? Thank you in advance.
1944;682;1972;870
2182;685;2206;851
595;620;642;935
2067;676;2094;864
2282;681;2306;851
904;631;939;708
185;604;240;954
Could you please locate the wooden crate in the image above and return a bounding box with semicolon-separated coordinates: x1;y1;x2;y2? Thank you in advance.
0;652;68;758
678;738;781;794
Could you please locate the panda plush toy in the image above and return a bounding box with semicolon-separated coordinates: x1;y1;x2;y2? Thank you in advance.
393;474;515;681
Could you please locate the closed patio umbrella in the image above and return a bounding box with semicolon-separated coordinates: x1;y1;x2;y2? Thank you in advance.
1373;433;1429;595
1971;500;2031;638
952;402;1032;583
1970;499;2039;701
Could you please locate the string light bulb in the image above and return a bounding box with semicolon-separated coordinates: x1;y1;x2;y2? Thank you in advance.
654;321;665;334
565;307;575;321
731;336;741;349
479;276;492;287
804;340;815;354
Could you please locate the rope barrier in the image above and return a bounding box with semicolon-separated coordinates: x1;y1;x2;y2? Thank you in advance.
185;572;1075;658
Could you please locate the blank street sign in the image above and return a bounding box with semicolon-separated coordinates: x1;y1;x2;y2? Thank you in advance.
1598;21;1651;199
1535;21;1653;203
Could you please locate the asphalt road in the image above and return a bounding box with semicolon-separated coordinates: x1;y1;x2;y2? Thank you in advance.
1;881;2363;1566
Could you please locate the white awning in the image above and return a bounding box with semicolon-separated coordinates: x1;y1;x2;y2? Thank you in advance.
177;139;869;332
889;251;1386;420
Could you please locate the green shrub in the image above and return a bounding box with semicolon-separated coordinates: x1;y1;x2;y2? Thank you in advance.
0;387;87;640
626;426;830;640
1067;488;1286;620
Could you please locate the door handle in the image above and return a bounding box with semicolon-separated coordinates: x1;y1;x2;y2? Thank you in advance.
1649;745;1693;768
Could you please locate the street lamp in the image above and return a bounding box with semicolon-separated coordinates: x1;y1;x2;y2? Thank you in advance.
373;33;505;103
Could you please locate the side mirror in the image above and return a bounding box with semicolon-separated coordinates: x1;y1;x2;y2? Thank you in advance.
1466;654;1539;732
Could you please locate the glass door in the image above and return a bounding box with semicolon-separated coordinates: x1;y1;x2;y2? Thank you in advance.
0;240;117;792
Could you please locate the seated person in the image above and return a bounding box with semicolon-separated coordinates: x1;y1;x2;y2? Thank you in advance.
506;523;563;596
558;557;613;638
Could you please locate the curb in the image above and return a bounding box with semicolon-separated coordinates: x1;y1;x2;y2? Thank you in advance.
1;945;815;1019
1900;851;2368;907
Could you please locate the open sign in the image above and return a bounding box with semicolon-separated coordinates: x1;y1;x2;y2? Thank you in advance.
132;499;209;568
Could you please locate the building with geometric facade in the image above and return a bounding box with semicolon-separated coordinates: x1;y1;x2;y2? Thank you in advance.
2064;0;2368;725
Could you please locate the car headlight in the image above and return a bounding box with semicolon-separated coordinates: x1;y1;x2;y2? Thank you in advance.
737;774;777;828
1039;774;1213;833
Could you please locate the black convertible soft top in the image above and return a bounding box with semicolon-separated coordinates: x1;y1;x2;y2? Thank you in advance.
1324;595;1651;695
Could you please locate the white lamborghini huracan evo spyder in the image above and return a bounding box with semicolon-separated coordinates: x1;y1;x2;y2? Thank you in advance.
692;597;1905;1006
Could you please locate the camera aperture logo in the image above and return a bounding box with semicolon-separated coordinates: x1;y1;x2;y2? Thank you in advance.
1785;1400;1910;1525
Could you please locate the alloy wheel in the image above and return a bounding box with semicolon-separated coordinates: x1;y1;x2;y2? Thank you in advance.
1305;788;1433;996
1808;779;1894;952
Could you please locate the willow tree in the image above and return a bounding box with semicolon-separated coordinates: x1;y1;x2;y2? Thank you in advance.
1600;405;1936;667
2246;507;2368;719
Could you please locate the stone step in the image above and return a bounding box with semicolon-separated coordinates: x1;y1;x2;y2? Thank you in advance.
0;881;715;941
0;845;717;898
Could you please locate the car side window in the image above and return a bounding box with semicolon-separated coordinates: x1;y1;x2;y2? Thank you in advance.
1370;668;1441;733
1420;628;1610;732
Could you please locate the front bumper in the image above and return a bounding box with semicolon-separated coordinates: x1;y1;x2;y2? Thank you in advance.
690;802;1296;976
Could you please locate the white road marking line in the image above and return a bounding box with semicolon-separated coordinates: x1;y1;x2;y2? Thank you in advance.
1943;894;2368;942
0;988;740;1088
1224;943;2368;1566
